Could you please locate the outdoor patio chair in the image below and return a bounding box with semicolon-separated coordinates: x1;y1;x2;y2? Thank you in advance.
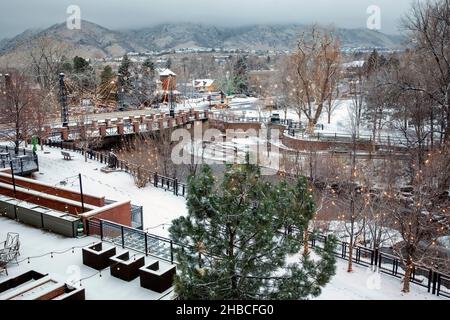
0;253;10;276
0;233;20;253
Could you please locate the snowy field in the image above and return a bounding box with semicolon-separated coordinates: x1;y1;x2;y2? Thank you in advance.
3;146;442;300
34;147;188;238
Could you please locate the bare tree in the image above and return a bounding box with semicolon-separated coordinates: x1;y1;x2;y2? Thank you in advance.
290;26;342;132
387;144;450;292
0;71;38;154
28;38;70;92
401;0;450;143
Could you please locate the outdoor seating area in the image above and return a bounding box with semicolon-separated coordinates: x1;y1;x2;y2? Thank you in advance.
61;151;73;160
0;217;175;299
0;146;39;176
0;232;20;276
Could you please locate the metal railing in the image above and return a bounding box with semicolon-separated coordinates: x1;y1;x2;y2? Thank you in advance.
308;233;450;298
86;219;188;265
0;146;39;175
44;140;187;198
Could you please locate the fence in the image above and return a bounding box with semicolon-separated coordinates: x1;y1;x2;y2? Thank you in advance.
285;129;409;147
44;140;187;198
86;219;190;265
308;233;450;298
0;146;39;175
86;216;449;299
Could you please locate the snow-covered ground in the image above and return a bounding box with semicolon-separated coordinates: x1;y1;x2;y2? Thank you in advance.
0;217;175;300
4;146;442;300
33;147;187;238
318;259;441;300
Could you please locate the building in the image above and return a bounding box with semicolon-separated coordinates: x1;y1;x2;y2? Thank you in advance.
156;68;179;103
193;79;217;93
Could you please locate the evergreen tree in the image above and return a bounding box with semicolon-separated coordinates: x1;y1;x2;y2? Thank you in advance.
166;57;172;69
137;58;156;106
118;54;132;88
99;65;117;103
100;65;115;84
232;55;249;95
170;163;337;300
365;49;387;76
143;57;155;71
73;56;90;73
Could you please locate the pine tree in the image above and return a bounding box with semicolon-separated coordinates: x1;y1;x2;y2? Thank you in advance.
232;56;249;95
100;65;115;84
73;56;90;73
98;65;117;103
143;58;155;71
118;54;132;88
170;163;337;300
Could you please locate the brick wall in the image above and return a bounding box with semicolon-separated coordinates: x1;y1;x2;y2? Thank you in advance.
0;187;85;215
0;172;105;206
281;134;380;152
81;200;132;231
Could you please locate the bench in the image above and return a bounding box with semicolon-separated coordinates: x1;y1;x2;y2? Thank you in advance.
61;151;73;160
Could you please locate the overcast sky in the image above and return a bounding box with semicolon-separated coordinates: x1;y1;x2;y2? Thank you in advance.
0;0;415;39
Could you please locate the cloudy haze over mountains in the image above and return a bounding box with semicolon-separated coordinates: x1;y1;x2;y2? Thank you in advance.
0;0;413;40
0;21;405;59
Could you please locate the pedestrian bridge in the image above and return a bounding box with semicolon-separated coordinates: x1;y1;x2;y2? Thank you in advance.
47;110;210;142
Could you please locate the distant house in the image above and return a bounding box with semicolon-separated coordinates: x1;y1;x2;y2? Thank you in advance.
193;79;217;93
156;68;179;103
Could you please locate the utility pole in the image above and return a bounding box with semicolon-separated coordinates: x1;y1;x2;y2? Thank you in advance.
79;173;85;213
9;161;16;198
183;62;187;109
59;73;69;127
117;73;124;110
169;75;175;118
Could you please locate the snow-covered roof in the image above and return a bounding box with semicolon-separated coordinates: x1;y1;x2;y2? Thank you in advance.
193;79;215;88
156;68;176;77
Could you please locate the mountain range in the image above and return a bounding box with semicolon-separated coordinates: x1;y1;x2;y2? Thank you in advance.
0;20;405;59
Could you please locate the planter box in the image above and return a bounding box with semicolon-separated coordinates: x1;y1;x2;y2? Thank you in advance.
109;251;145;282
16;202;45;228
42;210;80;238
82;243;116;270
139;260;176;293
0;198;18;219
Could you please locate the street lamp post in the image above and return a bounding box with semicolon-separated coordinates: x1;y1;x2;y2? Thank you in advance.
208;91;212;110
